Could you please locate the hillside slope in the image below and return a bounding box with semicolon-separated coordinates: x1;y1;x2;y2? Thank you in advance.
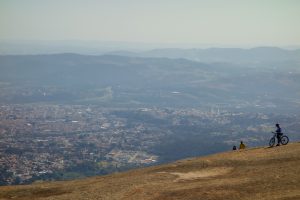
1;142;300;200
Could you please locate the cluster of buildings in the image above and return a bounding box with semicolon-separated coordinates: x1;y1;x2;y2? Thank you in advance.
0;105;163;185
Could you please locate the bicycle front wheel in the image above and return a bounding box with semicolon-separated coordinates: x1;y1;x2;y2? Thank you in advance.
269;137;276;147
281;136;289;145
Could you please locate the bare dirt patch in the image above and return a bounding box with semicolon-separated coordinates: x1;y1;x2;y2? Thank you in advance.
164;167;232;181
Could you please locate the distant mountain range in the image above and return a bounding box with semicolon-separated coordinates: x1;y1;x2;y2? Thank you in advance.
1;40;300;64
107;47;300;63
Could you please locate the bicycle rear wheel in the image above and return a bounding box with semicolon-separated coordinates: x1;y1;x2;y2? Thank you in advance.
280;136;289;145
269;137;276;147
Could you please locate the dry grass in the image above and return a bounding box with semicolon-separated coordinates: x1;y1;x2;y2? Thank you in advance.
1;142;300;200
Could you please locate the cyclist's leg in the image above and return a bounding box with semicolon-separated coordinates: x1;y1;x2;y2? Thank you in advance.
276;134;281;145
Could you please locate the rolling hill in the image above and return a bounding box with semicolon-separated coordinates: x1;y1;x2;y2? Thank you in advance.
1;142;299;200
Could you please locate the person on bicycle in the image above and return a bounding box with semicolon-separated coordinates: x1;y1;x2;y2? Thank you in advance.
275;123;283;146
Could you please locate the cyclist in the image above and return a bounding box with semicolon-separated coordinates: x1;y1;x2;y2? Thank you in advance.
275;123;283;146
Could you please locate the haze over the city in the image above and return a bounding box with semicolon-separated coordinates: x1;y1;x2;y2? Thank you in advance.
1;0;300;49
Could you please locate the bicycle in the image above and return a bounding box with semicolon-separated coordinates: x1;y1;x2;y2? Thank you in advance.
269;132;289;147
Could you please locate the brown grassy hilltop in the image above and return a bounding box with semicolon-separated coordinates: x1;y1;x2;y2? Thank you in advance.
1;142;300;200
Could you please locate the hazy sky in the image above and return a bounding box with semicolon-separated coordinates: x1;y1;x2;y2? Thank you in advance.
1;0;300;46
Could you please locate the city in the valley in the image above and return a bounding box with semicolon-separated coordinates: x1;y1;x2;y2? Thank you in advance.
1;104;299;185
